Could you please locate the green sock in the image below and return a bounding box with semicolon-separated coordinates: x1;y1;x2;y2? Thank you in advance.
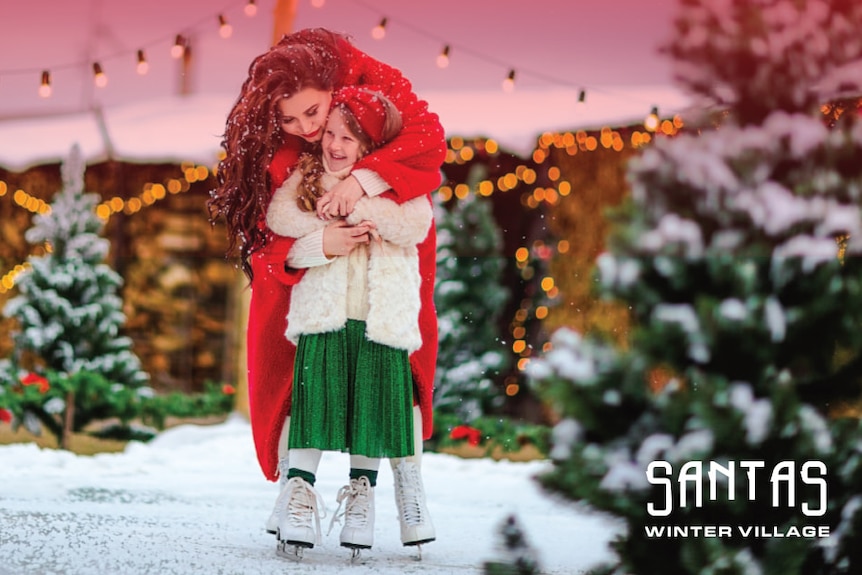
350;468;378;487
287;468;316;486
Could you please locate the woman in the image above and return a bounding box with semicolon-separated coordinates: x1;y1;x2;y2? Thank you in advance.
208;28;446;554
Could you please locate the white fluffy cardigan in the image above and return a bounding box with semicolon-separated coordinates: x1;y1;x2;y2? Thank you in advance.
265;161;432;353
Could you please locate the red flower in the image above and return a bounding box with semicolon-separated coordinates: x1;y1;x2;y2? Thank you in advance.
20;372;50;394
222;383;236;395
450;424;483;447
0;409;11;423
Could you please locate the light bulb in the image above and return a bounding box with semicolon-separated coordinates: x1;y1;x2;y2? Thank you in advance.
218;14;233;38
644;106;660;131
371;18;387;40
136;50;149;75
171;35;185;59
436;45;450;68
93;62;108;88
39;70;51;98
502;69;515;92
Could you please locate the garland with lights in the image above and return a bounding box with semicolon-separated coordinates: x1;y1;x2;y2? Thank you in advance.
3;0;666;121
0;0;259;100
0;160;213;294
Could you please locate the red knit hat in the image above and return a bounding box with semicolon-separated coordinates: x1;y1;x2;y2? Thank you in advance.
331;86;390;146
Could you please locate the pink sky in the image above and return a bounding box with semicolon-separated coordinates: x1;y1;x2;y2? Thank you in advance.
0;0;679;119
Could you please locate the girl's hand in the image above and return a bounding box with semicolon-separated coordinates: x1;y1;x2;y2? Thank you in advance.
316;175;364;219
322;220;372;257
356;219;382;244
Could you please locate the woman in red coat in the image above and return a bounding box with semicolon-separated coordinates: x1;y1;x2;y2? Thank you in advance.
208;28;446;557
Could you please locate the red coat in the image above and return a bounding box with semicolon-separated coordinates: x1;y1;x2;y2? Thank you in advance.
247;39;446;481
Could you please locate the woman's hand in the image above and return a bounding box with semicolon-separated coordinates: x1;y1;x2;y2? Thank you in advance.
316;175;364;219
322;220;373;257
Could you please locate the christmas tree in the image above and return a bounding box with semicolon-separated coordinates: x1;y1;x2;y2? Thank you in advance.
528;0;862;573
434;165;510;421
483;515;541;575
2;145;148;446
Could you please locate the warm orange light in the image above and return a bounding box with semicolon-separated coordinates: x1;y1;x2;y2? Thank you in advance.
93;62;107;87
371;18;387;40
532;149;546;163
502;69;515;92
39;70;51;98
436;45;450;68
245;0;259;16
136;50;149;75
218;14;233;38
645;106;660;131
171;35;186;58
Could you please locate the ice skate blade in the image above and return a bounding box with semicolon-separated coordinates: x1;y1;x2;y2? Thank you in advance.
403;537;435;546
276;542;312;562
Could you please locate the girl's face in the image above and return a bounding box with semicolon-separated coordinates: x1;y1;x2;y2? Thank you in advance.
277;87;332;142
322;107;365;172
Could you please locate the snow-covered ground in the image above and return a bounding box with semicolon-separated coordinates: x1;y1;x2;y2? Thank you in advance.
0;414;622;575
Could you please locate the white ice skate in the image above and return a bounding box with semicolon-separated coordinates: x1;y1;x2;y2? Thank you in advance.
392;460;436;550
275;477;325;561
329;476;375;559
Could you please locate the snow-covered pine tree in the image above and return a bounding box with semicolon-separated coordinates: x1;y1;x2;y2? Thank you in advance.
483;515;541;575
527;1;862;573
2;145;148;445
434;164;510;421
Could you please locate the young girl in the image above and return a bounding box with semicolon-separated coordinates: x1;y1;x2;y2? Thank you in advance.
265;86;434;557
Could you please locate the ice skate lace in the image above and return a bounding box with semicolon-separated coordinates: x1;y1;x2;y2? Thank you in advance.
395;462;425;526
328;476;371;534
285;477;326;543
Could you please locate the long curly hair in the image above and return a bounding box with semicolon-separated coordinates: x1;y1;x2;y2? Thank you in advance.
208;28;349;278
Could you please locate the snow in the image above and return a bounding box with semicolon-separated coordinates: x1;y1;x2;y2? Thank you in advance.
0;414;622;575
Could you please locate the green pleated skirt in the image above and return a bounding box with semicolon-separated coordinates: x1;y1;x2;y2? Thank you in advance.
288;319;414;458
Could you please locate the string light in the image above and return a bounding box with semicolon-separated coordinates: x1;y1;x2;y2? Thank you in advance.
218;14;233;38
136;49;149;75
38;70;51;98
371;17;387;40
578;89;586;103
3;1;668;108
436;45;450;69
92;62;107;87
644;106;660;131
502;69;515;92
171;34;186;59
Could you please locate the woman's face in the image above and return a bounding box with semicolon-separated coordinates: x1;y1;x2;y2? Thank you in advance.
277;87;333;142
322;107;365;172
